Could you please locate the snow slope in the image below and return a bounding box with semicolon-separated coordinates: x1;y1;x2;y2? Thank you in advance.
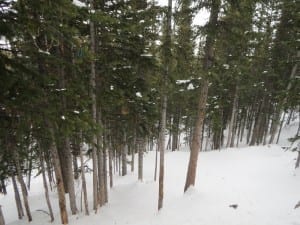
1;144;300;225
1;120;300;225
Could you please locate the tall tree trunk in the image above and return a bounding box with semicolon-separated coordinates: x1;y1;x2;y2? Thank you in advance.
295;151;300;169
184;0;220;192
122;132;127;176
108;144;113;188
131;127;136;172
64;138;77;214
154;143;158;181
47;122;68;224
276;112;286;144
11;175;24;219
45;151;54;191
26;150;32;190
12;148;32;222
0;205;5;225
158;95;167;210
171;111;180;151
40;150;54;222
89;0;99;212
73;154;79;180
227;86;238;148
103;147;108;203
158;0;172;210
269;106;280;144
79;143;89;215
138;138;144;181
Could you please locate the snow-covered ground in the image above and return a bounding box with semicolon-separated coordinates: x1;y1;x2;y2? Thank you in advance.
1;122;300;225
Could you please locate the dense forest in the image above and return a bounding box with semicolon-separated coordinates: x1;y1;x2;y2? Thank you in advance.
0;0;299;224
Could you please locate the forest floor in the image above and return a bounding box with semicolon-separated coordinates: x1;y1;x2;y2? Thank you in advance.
1;122;300;225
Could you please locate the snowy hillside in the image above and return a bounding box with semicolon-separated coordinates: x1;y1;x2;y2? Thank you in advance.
1;142;300;225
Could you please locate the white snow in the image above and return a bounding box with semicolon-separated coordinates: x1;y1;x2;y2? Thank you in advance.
72;0;86;8
136;92;142;98
187;83;195;90
38;49;50;55
223;64;230;69
176;80;190;84
140;53;153;57
1;123;300;225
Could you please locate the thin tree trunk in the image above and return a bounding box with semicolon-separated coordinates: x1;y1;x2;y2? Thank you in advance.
121;133;127;176
0;180;6;195
103;147;108;203
47;122;68;224
40;151;54;222
73;154;79;180
79;143;89;215
12;175;24;219
276;112;286;144
269;106;280;144
131;128;136;172
158;95;167;210
12;149;32;222
89;0;99;212
0;205;4;225
26;150;32;190
295;151;300;169
154;143;158;181
227;86;238;148
286;109;294;125
184;0;220;192
172;112;180;151
108;145;113;188
64;137;77;214
45;151;54;191
138;138;144;181
158;0;172;210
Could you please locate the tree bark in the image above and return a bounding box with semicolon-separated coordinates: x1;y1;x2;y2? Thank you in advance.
121;133;127;176
89;0;99;212
64;138;77;214
184;0;220;192
12;148;32;222
40;150;54;222
158;0;172;211
138;138;144;181
79;143;89;215
108;144;113;188
158;95;167;210
227;86;238;148
0;205;5;225
11;175;24;219
47;122;68;224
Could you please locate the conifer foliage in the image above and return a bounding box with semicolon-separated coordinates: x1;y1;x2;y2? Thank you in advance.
0;0;299;224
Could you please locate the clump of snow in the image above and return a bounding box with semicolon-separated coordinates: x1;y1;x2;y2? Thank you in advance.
176;80;190;84
72;0;86;8
136;92;142;98
187;83;195;90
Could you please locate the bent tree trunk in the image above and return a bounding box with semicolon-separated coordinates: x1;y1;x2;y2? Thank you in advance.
184;0;220;192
